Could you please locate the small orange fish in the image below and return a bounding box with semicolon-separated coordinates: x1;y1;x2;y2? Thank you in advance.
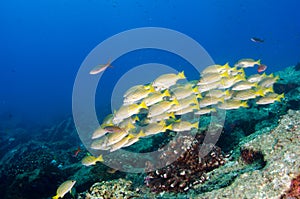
72;146;81;157
89;59;113;75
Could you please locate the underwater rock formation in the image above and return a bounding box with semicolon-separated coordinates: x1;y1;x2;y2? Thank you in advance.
145;132;225;193
77;178;139;199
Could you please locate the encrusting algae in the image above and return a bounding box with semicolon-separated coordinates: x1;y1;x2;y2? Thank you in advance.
88;58;283;153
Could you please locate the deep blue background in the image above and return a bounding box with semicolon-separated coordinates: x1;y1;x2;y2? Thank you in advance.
1;0;300;127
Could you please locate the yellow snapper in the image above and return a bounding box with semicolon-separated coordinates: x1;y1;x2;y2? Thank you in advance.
256;93;284;105
218;100;248;110
234;58;261;68
141;120;172;136
152;71;186;91
258;73;280;88
197;80;222;93
227;67;245;76
143;90;171;106
262;86;274;95
91;126;108;139
109;134;135;152
247;73;267;83
123;86;155;105
172;120;199;132
205;89;230;98
171;86;199;100
198;71;229;85
174;104;199;115
201;63;230;75
52;180;76;199
106;129;130;146
218;75;245;89
122;130;146;148
149;112;175;123
232;88;265;100
113;101;148;124
124;84;152;98
90;137;110;150
199;96;224;108
81;154;104;166
231;81;258;91
148;99;179;118
194;107;216;115
169;95;199;112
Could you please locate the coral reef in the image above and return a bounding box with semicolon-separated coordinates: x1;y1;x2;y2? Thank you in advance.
193;109;300;198
77;178;139;199
282;173;300;199
145;132;225;193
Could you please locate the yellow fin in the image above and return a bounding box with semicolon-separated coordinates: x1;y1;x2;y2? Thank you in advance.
149;85;155;92
165;124;173;131
192;122;199;129
192;87;199;93
52;195;59;199
178;71;186;79
276;93;284;101
256;59;261;65
128;134;135;139
137;129;146;137
139;101;148;110
126;122;135;130
96;155;104;162
223;62;230;69
168;112;175;118
163;89;171;97
242;101;249;108
172;98;179;105
256;89;265;97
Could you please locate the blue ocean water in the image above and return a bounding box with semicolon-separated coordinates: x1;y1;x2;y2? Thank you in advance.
1;0;300;127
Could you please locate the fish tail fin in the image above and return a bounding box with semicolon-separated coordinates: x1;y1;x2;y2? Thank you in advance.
168;112;175;118
223;62;230;69
173;98;179;105
192;87;199;93
242;101;249;108
138;129;146;137
139;101;148;110
219;98;225;103
128;134;135;139
192;122;199;129
178;71;186;79
224;90;230;96
276;93;285;101
268;86;274;93
148;85;155;92
165;124;173;131
126;122;135;130
52;195;59;199
256;89;265;97
163;89;171;97
96;154;104;162
256;59;261;65
275;75;280;81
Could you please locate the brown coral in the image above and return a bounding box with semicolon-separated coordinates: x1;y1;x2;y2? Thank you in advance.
145;132;225;193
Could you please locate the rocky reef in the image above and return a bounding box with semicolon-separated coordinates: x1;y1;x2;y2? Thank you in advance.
1;65;300;199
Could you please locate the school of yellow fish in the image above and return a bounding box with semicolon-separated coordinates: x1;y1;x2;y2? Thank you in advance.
86;58;284;155
53;58;285;197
